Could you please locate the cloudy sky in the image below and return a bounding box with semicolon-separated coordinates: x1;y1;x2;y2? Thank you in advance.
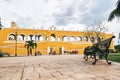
0;0;120;44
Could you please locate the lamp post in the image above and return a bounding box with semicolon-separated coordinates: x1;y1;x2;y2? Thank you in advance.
15;29;17;56
35;34;37;52
35;34;38;56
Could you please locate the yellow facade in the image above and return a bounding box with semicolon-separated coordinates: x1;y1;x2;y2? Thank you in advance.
0;22;114;56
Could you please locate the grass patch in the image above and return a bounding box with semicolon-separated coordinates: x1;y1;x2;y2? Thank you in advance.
108;53;120;63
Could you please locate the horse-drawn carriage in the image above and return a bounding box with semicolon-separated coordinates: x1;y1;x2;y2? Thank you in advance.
84;36;115;65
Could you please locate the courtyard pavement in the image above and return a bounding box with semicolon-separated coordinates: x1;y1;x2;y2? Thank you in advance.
0;55;120;80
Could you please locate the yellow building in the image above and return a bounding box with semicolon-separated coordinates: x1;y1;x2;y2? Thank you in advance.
0;22;114;56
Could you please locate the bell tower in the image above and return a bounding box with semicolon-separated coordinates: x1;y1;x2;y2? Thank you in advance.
11;22;19;29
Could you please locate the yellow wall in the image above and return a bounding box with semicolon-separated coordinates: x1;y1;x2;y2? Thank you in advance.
0;27;114;56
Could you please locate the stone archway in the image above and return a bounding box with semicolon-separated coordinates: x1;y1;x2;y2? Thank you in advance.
8;33;16;40
77;36;82;41
70;36;75;42
51;34;56;41
62;36;68;42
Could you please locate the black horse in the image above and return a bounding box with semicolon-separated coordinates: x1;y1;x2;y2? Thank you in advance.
84;36;115;65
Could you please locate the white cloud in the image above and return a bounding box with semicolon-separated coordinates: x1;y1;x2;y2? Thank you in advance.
0;0;116;27
106;18;120;45
0;0;119;45
65;23;85;31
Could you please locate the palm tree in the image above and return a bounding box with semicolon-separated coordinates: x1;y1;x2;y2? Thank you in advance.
24;40;37;56
0;18;3;30
108;0;120;21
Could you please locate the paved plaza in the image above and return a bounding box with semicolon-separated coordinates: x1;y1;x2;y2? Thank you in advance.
0;55;120;80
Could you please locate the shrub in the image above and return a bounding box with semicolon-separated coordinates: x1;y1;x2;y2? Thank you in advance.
0;51;9;57
0;53;3;57
114;45;120;53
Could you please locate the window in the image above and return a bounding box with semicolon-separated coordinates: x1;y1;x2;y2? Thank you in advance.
70;36;75;42
62;36;68;42
84;36;88;41
8;34;16;40
77;36;82;41
51;34;56;41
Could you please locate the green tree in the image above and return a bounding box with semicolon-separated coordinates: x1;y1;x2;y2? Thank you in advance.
0;18;3;30
118;33;120;44
108;0;120;21
114;45;120;52
24;40;37;56
84;22;107;44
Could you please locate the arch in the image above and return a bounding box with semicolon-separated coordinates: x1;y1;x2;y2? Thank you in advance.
97;37;102;42
37;35;44;41
90;37;95;43
18;34;26;41
77;36;82;41
28;34;35;41
84;36;89;42
8;33;16;40
70;36;75;42
51;34;56;41
62;36;68;42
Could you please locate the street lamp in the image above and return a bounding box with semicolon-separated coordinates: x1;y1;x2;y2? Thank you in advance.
15;29;17;56
35;34;38;54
